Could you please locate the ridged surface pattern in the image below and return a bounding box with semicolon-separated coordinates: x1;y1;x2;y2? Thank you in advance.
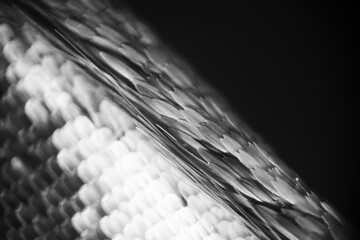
0;0;355;239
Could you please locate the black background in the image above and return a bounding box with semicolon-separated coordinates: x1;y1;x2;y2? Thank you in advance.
119;0;358;228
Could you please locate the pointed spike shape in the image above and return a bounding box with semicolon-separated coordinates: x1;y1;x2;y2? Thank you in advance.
64;18;96;39
99;51;142;82
271;177;306;205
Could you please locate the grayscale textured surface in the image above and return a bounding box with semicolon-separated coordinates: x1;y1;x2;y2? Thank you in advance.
0;0;356;239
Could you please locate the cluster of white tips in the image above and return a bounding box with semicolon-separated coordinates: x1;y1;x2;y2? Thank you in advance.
0;22;257;240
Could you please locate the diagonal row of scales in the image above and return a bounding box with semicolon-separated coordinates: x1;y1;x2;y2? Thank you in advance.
3;19;253;240
0;0;353;240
